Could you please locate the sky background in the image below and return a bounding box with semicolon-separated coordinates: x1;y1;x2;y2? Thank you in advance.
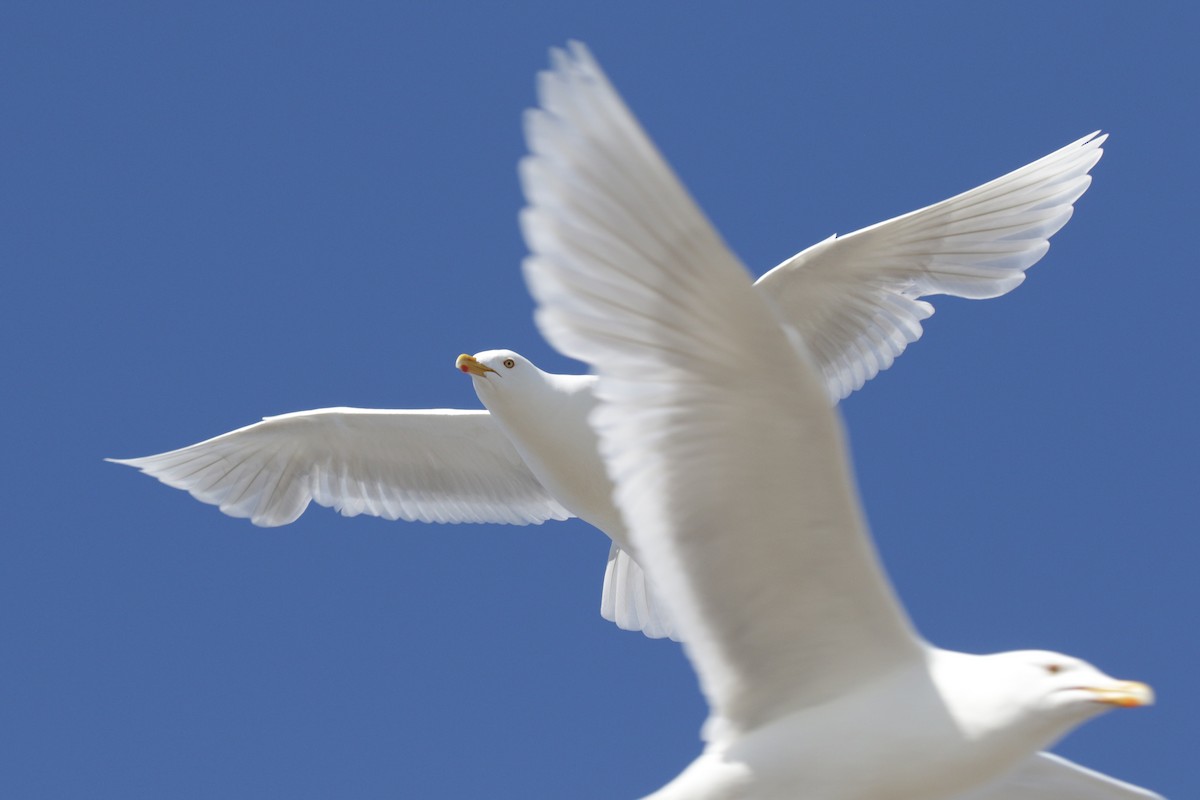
3;3;1196;798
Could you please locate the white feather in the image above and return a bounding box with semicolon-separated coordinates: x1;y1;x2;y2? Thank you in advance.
521;39;922;731
951;753;1164;800
755;131;1105;400
520;40;1157;800
109;408;571;527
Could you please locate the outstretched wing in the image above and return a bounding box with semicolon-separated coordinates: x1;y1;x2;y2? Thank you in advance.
109;407;572;527
521;41;923;737
754;132;1105;400
950;752;1163;800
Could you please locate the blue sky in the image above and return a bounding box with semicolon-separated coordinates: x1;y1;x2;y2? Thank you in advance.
3;3;1196;797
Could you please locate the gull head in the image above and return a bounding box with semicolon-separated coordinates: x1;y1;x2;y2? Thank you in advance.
455;349;534;382
933;648;1152;754
454;350;551;403
987;650;1152;715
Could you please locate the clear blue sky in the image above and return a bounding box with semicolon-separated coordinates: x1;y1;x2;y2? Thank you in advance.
3;3;1195;798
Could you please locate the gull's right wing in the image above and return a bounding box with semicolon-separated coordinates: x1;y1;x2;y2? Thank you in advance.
109;407;572;527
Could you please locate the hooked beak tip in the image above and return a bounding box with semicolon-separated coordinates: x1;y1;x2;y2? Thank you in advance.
1091;681;1155;708
455;353;496;377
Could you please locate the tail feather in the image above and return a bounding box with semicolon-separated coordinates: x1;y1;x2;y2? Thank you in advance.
601;543;680;641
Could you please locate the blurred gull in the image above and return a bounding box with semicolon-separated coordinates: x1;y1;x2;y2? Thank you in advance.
520;41;1159;800
111;45;1106;643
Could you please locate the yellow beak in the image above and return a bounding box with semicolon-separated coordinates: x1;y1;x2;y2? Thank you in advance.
456;353;496;377
1088;680;1155;708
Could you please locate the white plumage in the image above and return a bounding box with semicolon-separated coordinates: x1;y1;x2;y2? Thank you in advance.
520;41;1158;800
110;408;569;527
113;45;1105;642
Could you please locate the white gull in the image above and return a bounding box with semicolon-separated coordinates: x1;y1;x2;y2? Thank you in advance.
520;40;1160;800
111;45;1106;643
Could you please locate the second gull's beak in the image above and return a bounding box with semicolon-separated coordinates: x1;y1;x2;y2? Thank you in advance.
456;353;497;377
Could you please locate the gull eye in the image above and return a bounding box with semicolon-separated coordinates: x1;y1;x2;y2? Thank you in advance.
1045;664;1063;675
503;358;515;369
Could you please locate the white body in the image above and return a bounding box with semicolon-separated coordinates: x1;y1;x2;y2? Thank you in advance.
471;370;615;532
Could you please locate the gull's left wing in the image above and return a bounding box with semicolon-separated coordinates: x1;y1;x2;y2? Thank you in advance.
754;132;1105;401
521;41;924;738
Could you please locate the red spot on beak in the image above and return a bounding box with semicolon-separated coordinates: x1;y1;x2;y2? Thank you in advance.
460;365;469;372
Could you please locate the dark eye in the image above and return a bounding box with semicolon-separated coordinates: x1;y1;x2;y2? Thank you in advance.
503;358;515;369
1045;664;1062;675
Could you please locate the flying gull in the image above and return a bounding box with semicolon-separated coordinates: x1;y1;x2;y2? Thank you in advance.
520;40;1159;800
110;48;1106;642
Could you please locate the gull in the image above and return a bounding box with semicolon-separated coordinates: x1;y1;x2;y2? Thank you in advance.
110;52;1106;643
520;41;1160;800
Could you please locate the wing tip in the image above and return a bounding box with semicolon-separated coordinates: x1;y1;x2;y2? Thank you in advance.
106;455;148;468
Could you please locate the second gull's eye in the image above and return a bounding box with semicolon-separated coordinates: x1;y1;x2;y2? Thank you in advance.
503;358;515;369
